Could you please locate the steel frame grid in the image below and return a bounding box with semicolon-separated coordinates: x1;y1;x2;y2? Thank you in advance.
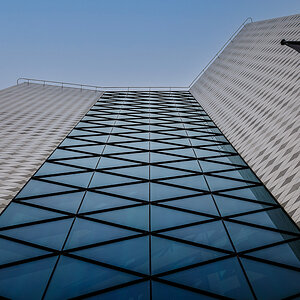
0;91;299;299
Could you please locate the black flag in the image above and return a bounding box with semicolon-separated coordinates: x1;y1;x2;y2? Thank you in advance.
281;39;300;53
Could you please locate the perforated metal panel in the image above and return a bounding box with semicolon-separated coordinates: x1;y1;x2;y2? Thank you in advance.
0;83;101;211
190;14;300;225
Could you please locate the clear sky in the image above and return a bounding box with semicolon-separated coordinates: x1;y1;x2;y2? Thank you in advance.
1;0;299;89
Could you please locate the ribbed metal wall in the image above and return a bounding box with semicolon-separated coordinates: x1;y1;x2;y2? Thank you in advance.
190;14;300;224
0;83;101;212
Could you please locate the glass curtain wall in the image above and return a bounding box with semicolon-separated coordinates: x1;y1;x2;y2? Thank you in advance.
0;91;299;299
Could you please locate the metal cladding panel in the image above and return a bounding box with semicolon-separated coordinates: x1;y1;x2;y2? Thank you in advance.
190;14;300;225
0;83;101;211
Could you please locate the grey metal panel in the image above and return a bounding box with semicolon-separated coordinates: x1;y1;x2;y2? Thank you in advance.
0;83;101;211
190;14;300;224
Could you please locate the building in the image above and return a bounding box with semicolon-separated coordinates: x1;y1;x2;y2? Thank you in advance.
0;14;299;299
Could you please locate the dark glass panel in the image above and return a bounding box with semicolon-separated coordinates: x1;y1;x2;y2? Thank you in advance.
109;165;149;180
74;236;149;274
0;257;57;299
89;172;137;188
162;159;201;172
152;281;214;299
0;238;49;265
241;258;300;299
59;157;99;169
214;195;269;216
45;172;94;188
151;205;209;231
164;220;233;251
44;256;138;300
224;221;295;251
100;182;149;201
164;194;219;216
152;236;226;274
163;257;254;299
79;191;137;213
2;218;73;250
247;239;300;268
161;175;209;191
0;203;64;228
219;186;277;204
64;218;137;250
89;205;149;230
150;165;191;180
89;281;150;300
205;175;250;191
35;162;83;176
16;180;75;198
24;192;85;213
49;149;89;159
231;208;300;233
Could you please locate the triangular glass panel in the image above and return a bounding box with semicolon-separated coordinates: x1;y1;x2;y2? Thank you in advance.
49;148;89;159
114;152;149;163
213;169;259;183
1;218;73;250
199;160;237;172
79;135;109;143
16;179;75;199
164;138;191;146
79;191;138;213
162;159;201;172
60;137;97;147
89;172;137;188
152;281;213;299
214;195;269;217
44;256;139;300
231;208;299;233
100;182;149;201
0;237;49;265
150;141;179;150
110;165;149;180
164;194;219;216
35;162;83;176
151;205;209;231
64;218;138;249
219;186;276;204
163;220;233;251
88;205;149;230
207;155;247;167
95;281;150;300
164;148;195;158
150;165;191;180
224;221;295;252
66;145;104;155
162;175;209;191
163;257;254;299
0;202;65;228
108;135;138;143
46;172;93;188
74;236;149;274
24;192;85;213
151;182;199;201
241;258;300;299
204;175;250;191
0;256;58;300
193;148;222;158
104;145;137;154
60;157;99;169
150;152;181;163
151;236;226;275
246;239;300;268
125;141;149;150
97;157;139;169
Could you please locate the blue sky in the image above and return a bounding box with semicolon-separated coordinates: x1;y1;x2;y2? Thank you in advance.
1;0;299;89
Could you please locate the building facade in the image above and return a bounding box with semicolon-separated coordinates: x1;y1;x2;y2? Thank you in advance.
0;14;299;300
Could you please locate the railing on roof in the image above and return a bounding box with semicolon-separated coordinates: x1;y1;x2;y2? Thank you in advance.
188;17;253;88
16;78;188;92
17;17;253;92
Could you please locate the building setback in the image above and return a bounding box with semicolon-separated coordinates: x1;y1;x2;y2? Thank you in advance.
0;14;299;299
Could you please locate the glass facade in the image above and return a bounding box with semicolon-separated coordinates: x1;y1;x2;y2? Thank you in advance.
0;91;299;299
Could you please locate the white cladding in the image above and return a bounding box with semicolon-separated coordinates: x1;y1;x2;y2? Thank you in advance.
0;83;101;212
190;14;300;224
